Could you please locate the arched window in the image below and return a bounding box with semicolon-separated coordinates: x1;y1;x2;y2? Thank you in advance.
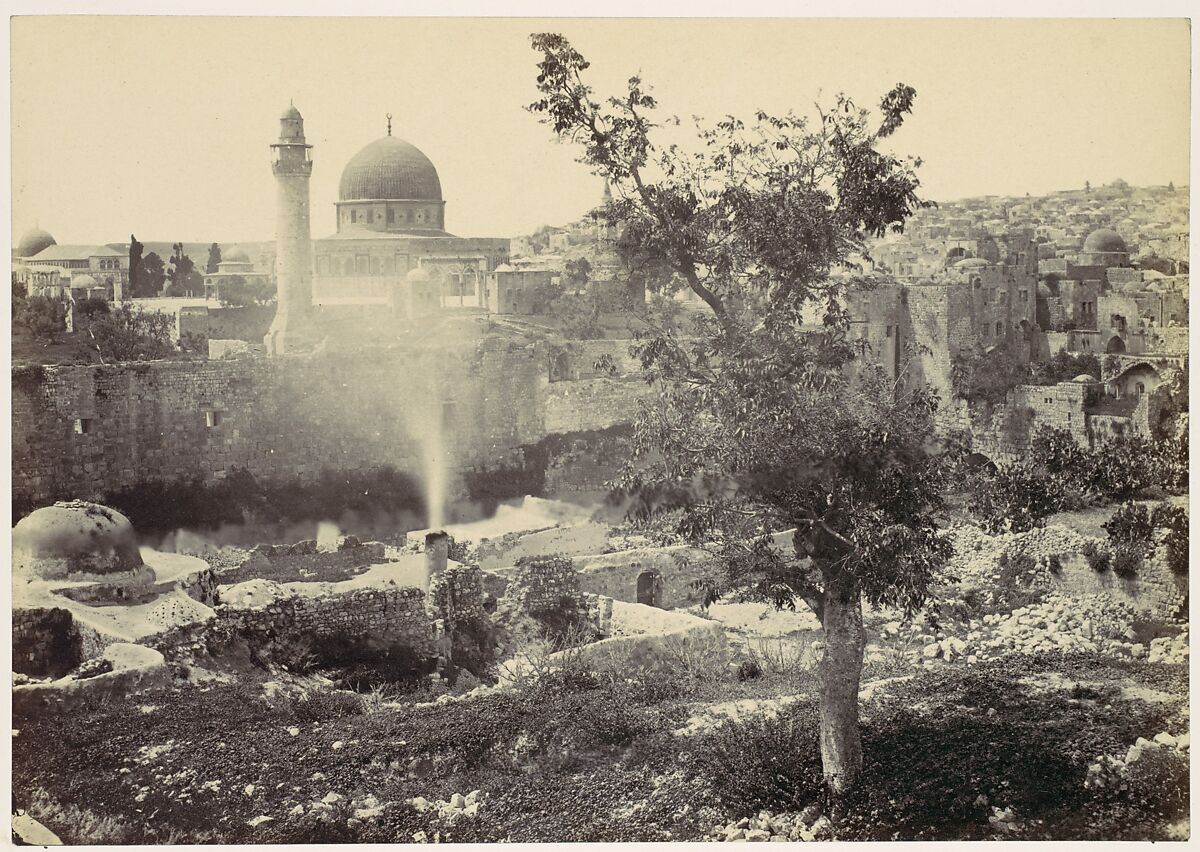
1135;381;1145;396
995;321;1004;337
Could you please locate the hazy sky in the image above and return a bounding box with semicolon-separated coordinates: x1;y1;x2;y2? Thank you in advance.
10;16;1191;247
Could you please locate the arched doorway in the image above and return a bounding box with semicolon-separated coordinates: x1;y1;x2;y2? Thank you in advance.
1106;336;1127;354
636;571;662;608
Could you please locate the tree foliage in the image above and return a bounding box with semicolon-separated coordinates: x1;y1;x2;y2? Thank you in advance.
14;293;67;343
88;303;175;361
530;31;941;796
128;234;144;297
166;243;204;297
137;252;166;297
218;275;276;308
206;243;222;274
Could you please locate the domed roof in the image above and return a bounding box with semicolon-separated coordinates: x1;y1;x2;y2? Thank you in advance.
406;267;433;282
281;102;302;120
954;257;991;269
339;137;442;202
13;501;144;581
1082;228;1127;254
71;274;97;287
222;245;251;263
16;226;56;258
1071;374;1098;383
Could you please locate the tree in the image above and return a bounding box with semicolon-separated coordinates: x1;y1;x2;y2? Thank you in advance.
128;234;144;298
217;275;275;307
137;252;166;296
530;33;947;798
88;303;175;361
562;256;592;292
166;243;202;296
14;294;66;344
206;243;222;274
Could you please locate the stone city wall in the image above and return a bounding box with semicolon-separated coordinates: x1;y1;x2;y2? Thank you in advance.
12;339;648;509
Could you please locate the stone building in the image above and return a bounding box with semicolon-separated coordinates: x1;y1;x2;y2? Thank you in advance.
15;231;128;296
309;120;509;316
202;245;273;302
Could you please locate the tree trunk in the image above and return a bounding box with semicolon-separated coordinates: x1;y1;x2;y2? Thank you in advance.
818;584;865;798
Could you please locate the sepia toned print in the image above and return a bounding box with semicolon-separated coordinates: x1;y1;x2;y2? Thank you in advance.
9;15;1190;844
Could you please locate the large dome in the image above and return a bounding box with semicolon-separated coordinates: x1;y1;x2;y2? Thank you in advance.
16;227;56;258
339;137;442;202
1082;228;1127;254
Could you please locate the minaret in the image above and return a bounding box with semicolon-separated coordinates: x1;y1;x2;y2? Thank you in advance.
264;101;316;355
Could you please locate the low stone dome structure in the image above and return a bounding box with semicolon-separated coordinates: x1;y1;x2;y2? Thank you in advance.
1082;228;1128;255
13;501;145;581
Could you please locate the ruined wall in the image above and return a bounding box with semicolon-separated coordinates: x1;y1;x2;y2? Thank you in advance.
218;539;388;584
12;608;81;678
13;339;646;509
150;584;435;663
575;545;715;610
1006;526;1186;619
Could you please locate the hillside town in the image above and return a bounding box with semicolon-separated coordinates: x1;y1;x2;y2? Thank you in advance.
10;18;1192;847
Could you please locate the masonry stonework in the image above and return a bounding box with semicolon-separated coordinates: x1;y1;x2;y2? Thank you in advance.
12;339;647;510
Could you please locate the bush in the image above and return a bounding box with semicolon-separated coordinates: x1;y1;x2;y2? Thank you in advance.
1150;503;1188;576
950;344;1030;406
683;700;823;814
1081;541;1111;574
967;461;1060;533
15;294;67;343
89;303;175;361
1103;503;1154;546
218;275;276;308
1110;544;1141;580
1086;436;1154;502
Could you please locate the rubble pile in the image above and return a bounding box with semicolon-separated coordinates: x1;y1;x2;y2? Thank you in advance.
891;593;1168;666
1084;731;1190;791
710;806;830;842
1148;632;1189;665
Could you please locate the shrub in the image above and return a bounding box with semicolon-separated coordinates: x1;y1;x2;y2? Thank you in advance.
950;344;1030;406
1150;503;1188;576
967;461;1060;533
1110;544;1141;580
89;303;175;361
1121;744;1190;818
1086;436;1154;502
1103;503;1153;546
683;700;824;814
1081;541;1111;574
15;294;67;343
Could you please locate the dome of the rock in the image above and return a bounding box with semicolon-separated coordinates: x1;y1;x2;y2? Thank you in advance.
339;136;442;202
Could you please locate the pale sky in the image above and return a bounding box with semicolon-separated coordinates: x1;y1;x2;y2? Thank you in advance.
10;17;1191;247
